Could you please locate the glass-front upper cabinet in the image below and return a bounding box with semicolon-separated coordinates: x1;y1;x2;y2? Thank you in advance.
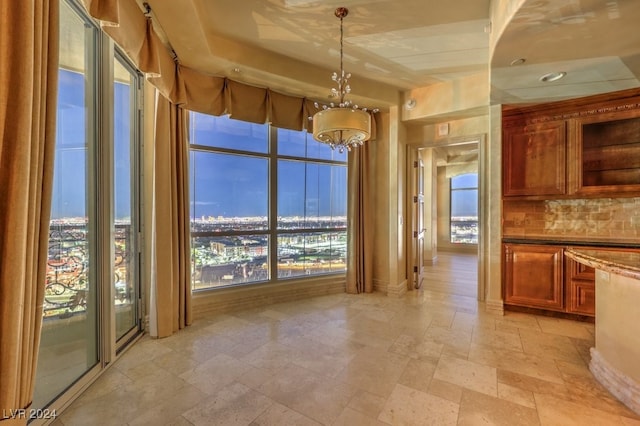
569;108;640;195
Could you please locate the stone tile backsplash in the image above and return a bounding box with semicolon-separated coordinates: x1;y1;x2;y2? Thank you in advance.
503;198;640;242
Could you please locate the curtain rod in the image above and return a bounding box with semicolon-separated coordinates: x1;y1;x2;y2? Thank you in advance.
141;2;178;62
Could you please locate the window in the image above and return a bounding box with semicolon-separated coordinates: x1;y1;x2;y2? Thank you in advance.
36;3;99;407
113;53;142;344
34;0;143;411
189;113;347;290
450;173;478;244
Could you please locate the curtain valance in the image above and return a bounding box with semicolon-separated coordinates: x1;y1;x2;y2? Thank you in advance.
80;0;377;136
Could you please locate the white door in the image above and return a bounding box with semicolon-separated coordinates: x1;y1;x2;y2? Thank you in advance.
413;158;426;289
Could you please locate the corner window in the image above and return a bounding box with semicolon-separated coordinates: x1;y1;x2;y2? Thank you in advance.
189;113;347;290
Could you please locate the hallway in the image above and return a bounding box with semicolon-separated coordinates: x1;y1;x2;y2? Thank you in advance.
55;254;640;425
421;251;478;299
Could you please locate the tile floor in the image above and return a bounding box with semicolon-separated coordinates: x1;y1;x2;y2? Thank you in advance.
54;254;640;425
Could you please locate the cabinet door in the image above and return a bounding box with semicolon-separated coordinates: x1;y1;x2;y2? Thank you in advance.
503;121;566;197
564;258;595;316
569;109;640;196
503;244;564;311
564;246;640;317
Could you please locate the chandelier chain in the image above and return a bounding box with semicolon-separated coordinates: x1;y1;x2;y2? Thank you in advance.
339;11;344;105
311;6;375;153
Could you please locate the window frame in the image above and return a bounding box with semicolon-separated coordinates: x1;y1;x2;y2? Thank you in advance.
34;0;144;414
449;172;479;244
189;113;348;291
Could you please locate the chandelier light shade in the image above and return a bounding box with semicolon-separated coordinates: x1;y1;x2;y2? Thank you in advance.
312;7;376;152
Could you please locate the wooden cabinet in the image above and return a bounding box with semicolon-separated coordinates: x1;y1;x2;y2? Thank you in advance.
503;121;566;197
503;243;564;311
502;88;640;199
505;244;640;317
564;246;640;316
569;109;640;196
564;257;596;316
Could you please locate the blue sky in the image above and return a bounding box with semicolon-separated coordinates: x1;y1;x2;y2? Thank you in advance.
451;173;479;217
52;69;132;219
53;70;348;220
53;70;475;221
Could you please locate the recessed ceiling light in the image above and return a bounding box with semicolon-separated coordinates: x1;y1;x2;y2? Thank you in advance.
510;58;526;66
539;71;566;83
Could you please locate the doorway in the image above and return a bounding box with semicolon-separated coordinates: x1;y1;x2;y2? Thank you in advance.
407;136;485;300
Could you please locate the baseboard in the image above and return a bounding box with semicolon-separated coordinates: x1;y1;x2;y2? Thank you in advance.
373;278;388;293
485;299;504;315
192;275;346;318
387;279;408;298
504;304;594;323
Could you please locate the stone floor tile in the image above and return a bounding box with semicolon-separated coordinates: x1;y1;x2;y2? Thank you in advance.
433;355;498;397
378;383;459;426
535;392;632;426
181;382;273;426
497;382;536;409
54;253;640;425
249;402;321;426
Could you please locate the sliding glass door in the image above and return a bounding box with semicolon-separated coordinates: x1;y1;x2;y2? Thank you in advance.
33;0;143;412
113;55;141;346
34;0;100;408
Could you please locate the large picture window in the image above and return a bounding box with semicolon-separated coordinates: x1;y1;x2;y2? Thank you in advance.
189;113;347;290
450;173;478;244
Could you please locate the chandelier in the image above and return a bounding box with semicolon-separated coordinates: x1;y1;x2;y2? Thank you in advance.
312;7;376;153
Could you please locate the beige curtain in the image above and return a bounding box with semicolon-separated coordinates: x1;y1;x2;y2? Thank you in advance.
0;0;59;423
346;138;375;294
149;94;192;338
79;0;371;132
82;0;379;303
82;0;118;25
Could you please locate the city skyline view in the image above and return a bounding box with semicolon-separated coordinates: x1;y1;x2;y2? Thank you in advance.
54;70;476;224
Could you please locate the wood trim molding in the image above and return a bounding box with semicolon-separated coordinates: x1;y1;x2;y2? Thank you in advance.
387;279;408;298
485;298;504;315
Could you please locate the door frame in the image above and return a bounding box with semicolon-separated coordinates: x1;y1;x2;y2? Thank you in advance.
408;154;426;289
405;134;487;301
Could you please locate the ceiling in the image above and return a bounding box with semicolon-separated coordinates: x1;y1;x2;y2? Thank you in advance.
143;0;640;115
434;142;479;168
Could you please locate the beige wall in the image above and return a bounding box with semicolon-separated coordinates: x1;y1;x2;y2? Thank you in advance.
395;110;408;292
484;104;503;309
372;107;409;296
436;167;450;249
402;109;496;305
407;115;489;146
403;72;489;125
595;269;640;383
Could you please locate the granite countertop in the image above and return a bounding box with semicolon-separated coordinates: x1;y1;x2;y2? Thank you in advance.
565;248;640;280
